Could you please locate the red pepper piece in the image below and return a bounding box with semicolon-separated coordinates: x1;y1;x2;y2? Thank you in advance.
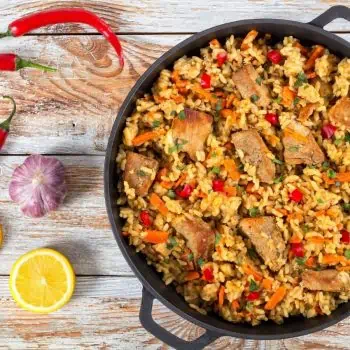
290;242;304;257
217;52;227;67
321;124;337;139
202;267;214;281
289;189;303;203
200;73;211;89
1;8;124;69
0;53;56;72
341;230;350;244
212;179;225;192
247;291;260;301
0;96;16;151
265;112;279;126
139;210;153;227
267;50;282;64
175;184;193;199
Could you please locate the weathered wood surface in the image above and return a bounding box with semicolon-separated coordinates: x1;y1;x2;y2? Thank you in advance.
0;0;350;33
0;34;349;155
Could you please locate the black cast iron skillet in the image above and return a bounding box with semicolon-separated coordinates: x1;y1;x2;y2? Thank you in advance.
105;6;350;349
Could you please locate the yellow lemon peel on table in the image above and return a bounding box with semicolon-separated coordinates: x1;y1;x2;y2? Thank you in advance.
9;248;75;314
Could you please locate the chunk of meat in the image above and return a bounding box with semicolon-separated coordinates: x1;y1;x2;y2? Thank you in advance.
282;121;325;165
328;97;350;128
239;217;286;271
231;129;275;183
172;215;215;264
124;152;159;197
302;270;350;292
171;108;213;160
232;64;271;107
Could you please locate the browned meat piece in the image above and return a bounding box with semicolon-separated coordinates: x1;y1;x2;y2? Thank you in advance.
171;108;213;160
328;97;350;128
282;121;325;165
232;64;271;107
239;216;286;271
124;152;159;197
302;270;350;292
231;129;275;183
172;215;215;264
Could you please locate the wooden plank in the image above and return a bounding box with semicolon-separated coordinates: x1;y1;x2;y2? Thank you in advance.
0;155;134;276
0;276;348;349
0;33;349;155
0;0;349;33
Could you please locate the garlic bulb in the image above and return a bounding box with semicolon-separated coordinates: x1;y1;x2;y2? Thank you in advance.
9;155;67;218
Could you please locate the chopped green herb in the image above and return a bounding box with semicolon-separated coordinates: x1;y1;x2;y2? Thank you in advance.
334;138;343;146
167;189;176;199
238;163;244;171
137;170;147;177
345;249;350;260
169;138;189;153
302;224;310;233
215;233;222;245
295;257;306;266
327;169;336;179
170;110;177;116
342;203;350;213
249;279;259;292
274;176;284;184
188;253;194;261
215;99;223;112
166;236;178;250
152;120;161;128
294;72;308;88
293;97;300;106
345;132;350;143
168;145;178;153
247;248;259;260
178;110;186;120
197;257;205;267
211;166;221;174
322;161;330;170
249;207;260;217
272;158;283;165
317;198;324;204
250;94;260;103
256;76;263;86
273;96;282;104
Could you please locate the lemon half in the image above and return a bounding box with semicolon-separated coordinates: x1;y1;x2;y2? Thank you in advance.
9;248;75;314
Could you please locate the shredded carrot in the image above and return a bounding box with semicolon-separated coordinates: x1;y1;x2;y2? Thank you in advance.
220;109;238;123
144;230;169;244
171;70;180;82
224;185;237;197
315;209;326;217
326;207;338;218
264;134;280;147
231;299;240;310
132;130;165;146
241;29;259;50
223;159;240;181
287;213;303;222
226;94;236;108
276;208;288;216
282;86;296;108
293;42;308;56
336;172;350;182
322;254;347;265
264;286;287;310
262;278;273;290
210;38;221;48
283;127;308;143
304;45;325;71
153;95;165;103
306;71;317;79
298;103;317;122
305;256;316;268
156;167;168;182
307;236;332;244
192;84;217;104
197;191;207;199
160;181;173;189
149;193;168;216
174;173;187;188
289;234;302;244
322;173;336;185
242;264;263;281
246;182;255;194
171;94;185;103
184;271;200;281
218;285;225;307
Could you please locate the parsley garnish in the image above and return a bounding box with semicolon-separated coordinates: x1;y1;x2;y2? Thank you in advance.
274;176;284;184
294;72;308;88
168;138;188;153
345;132;350;143
345;250;350;260
295;257;306;266
272;158;283;165
322;161;330;170
302;224;310;233
256;76;263;86
211;166;221;174
247;248;258;260
293;97;300;106
334;138;343;146
317;198;324;204
197;257;205;267
188;253;194;261
178;110;186;120
152;120;161;128
166;236;178;250
250;94;260;103
167;189;176;199
215;233;222;245
249;279;259;292
249;207;260;217
342;203;350;213
327;169;336;179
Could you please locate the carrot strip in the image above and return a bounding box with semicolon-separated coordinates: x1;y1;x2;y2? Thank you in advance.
246;182;255;194
242;264;263;281
192;84;217;104
307;237;332;244
326;208;338;218
220;109;237;121
132;130;165;146
171;94;185;103
276;208;288;216
210;38;221;48
264;287;286;310
336;172;350;182
322;254;347;265
304;45;325;71
315;209;326;217
283;128;308;143
262;278;273;290
156;167;168;182
282;87;296;108
322;173;336;185
144;230;169;244
264;134;280;147
184;271;200;281
160;181;173;189
149;193;168;216
218;285;225;307
223;159;240;181
241;29;258;50
224;185;237;197
305;256;316;268
289;234;302;244
293;42;308;56
287;213;303;222
231;299;240;310
174;173;187;188
226;94;236;108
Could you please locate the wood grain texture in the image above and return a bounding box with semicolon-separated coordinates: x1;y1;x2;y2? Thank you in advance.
0;276;349;349
0;155;134;276
0;0;349;33
0;34;349;155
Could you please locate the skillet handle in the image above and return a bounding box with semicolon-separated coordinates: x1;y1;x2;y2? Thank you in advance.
139;288;221;350
309;5;350;28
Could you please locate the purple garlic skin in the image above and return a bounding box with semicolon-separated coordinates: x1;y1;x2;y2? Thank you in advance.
9;154;67;218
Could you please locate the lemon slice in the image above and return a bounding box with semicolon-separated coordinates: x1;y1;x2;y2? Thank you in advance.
9;248;75;314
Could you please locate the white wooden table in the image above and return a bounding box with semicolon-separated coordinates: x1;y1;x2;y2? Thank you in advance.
0;1;349;348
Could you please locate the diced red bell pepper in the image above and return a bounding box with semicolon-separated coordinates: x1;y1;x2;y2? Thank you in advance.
217;52;227;67
247;291;260;301
212;179;225;192
175;184;194;199
289;189;303;203
265;113;279;126
139;210;153;227
341;230;350;244
267;50;282;64
321;124;337;139
202;267;214;281
290;242;304;257
200;73;211;89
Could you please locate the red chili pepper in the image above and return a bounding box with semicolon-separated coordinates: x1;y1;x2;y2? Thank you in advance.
0;53;56;72
175;184;193;199
139;210;152;227
0;96;16;151
202;267;214;281
247;291;260;301
267;50;282;64
217;52;227;67
290;242;304;257
289;189;303;203
200;73;211;89
321;123;337;139
0;8;124;69
212;179;225;192
341;230;350;244
265;112;279;126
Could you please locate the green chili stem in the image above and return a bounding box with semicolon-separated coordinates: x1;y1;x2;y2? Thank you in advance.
16;57;57;72
0;29;11;39
0;96;16;131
